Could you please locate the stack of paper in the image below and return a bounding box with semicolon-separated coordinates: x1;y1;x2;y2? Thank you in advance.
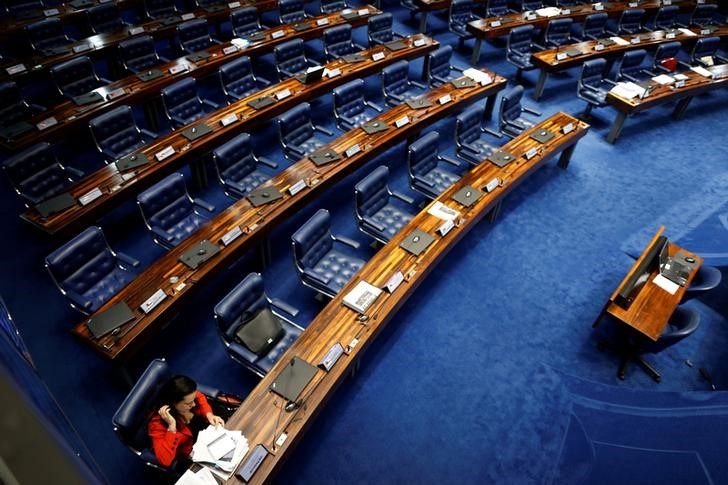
175;468;217;485
610;82;646;100
230;38;250;48
610;36;630;46
691;66;713;78
651;74;675;85
191;426;249;480
343;280;382;314
427;201;460;221
462;68;492;85
535;6;560;17
678;28;697;37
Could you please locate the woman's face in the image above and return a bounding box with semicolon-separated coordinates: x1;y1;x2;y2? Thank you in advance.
173;391;197;414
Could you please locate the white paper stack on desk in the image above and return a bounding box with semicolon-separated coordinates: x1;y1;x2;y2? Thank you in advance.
190;426;249;480
610;81;646;100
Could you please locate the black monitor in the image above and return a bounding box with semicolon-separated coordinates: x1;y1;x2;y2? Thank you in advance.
615;235;667;309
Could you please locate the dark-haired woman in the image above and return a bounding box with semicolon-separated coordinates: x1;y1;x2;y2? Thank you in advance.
147;375;226;467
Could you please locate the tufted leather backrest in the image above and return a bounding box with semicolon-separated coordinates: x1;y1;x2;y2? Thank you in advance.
368;13;393;44
161;77;203;122
545;18;572;44
355;165;390;218
230;7;260;37
0;81;29;126
428;45;452;80
178;19;213;53
3;142;69;203
50;56;100;98
408;131;440;177
618;8;644;31
219;56;256;99
690;4;717;27
278;102;314;148
449;0;473;28
320;0;346;14
279;0;305;24
500;85;525;125
275;38;306;77
692;36;719;62
486;0;508;17
144;0;176;19
324;24;354;58
618;49;646;78
292;209;333;270
653;41;681;68
89;105;140;157
455;104;483;147
213;273;267;339
582;13;607;38
118;35;159;73
213;133;256;183
86;3;123;34
654;6;678;30
7;0;44;17
381;60;409;97
521;0;542;9
137;173;193;231
333;79;365;119
579;58;606;90
508;25;534;57
25;18;67;51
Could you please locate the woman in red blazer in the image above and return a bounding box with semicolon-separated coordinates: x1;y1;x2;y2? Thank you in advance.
147;375;226;468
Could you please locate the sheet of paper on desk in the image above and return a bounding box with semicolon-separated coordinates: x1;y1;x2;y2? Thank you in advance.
678;28;697;37
175;468;217;485
652;273;679;295
651;74;675;85
192;426;249;480
610;82;645;99
610;36;630;46
535;7;560;17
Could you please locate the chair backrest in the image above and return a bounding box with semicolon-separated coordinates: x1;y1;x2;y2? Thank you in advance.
144;0;176;19
291;209;333;271
583;13;608;38
0;81;30;126
274;38;306;77
368;13;393;45
690;4;718;27
427;45;453;82
500;85;525;125
212;133;257;184
618;8;644;32
89;105;141;158
579;58;607;90
333;79;365;119
520;0;542;9
2;142;68;204
545;18;572;45
324;24;354;59
25;18;66;51
618;49;646;78
213;273;267;340
137;173;194;231
219;56;256;100
7;0;44;17
381;60;410;98
507;24;534;57
177;19;213;53
161;77;203;122
355;165;391;220
279;0;305;24
86;3;123;34
49;56;100;98
691;36;719;63
449;0;474;28
230;6;260;37
645;307;700;353
277;102;314;148
653;5;678;30
320;0;347;14
408;131;441;177
455;103;485;147
118;35;160;74
653;41;681;69
486;0;508;17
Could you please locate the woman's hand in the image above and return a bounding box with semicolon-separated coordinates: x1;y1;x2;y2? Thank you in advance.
206;412;225;428
159;405;176;432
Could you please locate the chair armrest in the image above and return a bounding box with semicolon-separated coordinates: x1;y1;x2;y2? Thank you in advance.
308;58;322;66
354;43;366;51
99;77;112;85
257;156;278;169
29;103;45;113
256;75;272;87
523;106;541;116
303;269;331;285
391;190;414;205
284;143;306;158
270;298;299;317
365;100;383;112
623;73;640;84
411;80;427;90
171;114;188;127
115;251;140;268
506;119;526;130
362;216;386;231
432;74;449;85
333;234;361;249
678;60;693;69
388;92;405;103
641;68;657;77
439;155;461;167
459;144;480;155
314;125;333;136
644;26;655;32
532;42;546;50
194;198;215;212
414;175;435;187
606;29;618;36
151;226;176;244
603;79;618;87
158;55;170;63
64;288;93;310
675;22;688;28
65;166;85;179
451;64;466;72
197;383;220;399
101;147;118;161
483;127;503;138
393;31;405;38
140;128;158;139
717;55;728;64
202;99;220;110
225;179;248;195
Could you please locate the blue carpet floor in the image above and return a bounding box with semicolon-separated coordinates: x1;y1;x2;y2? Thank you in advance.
1;2;727;484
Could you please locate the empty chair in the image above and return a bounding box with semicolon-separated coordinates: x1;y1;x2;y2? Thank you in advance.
213;273;303;376
611;8;645;35
685;4;718;28
2;142;83;206
279;0;307;24
499;85;540;136
615;49;648;83
49;56;108;98
85;3;126;34
486;0;513;17
160;77;219;128
320;0;348;14
506;25;540;80
6;0;44;18
381;60;426;106
455;104;498;164
518;0;543;9
230;6;264;38
177;19;217;54
368;12;402;46
89;105;158;162
579;13;608;41
212;133;278;198
690;37;726;67
0;81;44;128
143;0;178;19
543;18;572;48
332;79;383;130
45;226;140;314
651;41;681;74
354;166;417;243
577;58;615;117
274;38;319;79
291;209;366;298
407;131;461;199
400;0;420;18
117;35;167;74
449;0;479;46
425;45;465;87
276;102;332;159
218;56;271;103
683;266;722;302
25;18;72;53
323;24;363;60
648;5;678;32
137;173;215;249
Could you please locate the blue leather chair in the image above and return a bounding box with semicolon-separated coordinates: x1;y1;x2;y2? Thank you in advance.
112;359;221;472
449;0;478;46
320;0;348;14
400;0;420;18
86;3;126;34
407;131;461;199
615;49;648;83
291;209;366;298
212;133;278;198
690;37;726;67
193;0;225;7
543;18;572;48
499;85;540;137
0;81;44;127
455;104;498;164
577;58;615;117
6;0;44;18
651;41;681;74
425;45;465;87
160;77;219;128
579;13;608;41
2;142;83;207
683;266;722;302
276;102;332;159
45;226;140;314
213;273;303;376
117;35;167;74
230;6;264;37
647;5;678;32
177;19;218;54
354;165;417;244
506;25;541;80
517;0;543;10
381;60;427;106
218;56;271;103
49;56;109;99
323;24;364;60
684;4;718;28
332;79;383;130
274;38;320;79
143;0;178;19
486;0;513;17
279;0;307;24
89;105;158;163
610;8;645;35
25;18;72;53
368;12;403;46
137;173;215;249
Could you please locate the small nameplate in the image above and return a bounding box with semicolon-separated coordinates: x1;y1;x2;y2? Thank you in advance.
275;432;287;447
44;8;60;16
345;144;361;157
594;43;605;51
556;52;568;61
73;43;92;53
372;52;385;61
663;0;671;4
223;45;238;55
562;123;575;134
561;9;570;14
106;88;125;100
594;3;604;10
358;8;369;15
384;271;404;293
490;21;501;27
220;226;242;246
348;337;359;349
326;67;341;78
395;116;409;128
525;13;536;20
666;32;676;39
6;64;26;75
630;37;641;44
414;38;426;47
525;147;538;160
628;2;637;6
438;94;452;105
79;187;102;206
700;29;711;35
697;0;705;3
36;117;58;131
289;179;306;195
220;113;238;126
675;80;685;88
181;13;195;20
237;445;268;482
155;146;175;161
169;64;188;74
228;1;240;7
437;219;454;236
141;289;167;314
319;343;344;371
271;30;285;39
484;178;499;193
275;88;291;100
316;18;330;26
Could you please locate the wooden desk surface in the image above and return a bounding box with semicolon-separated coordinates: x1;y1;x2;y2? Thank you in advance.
531;24;728;72
606;227;702;340
220;112;589;485
467;1;705;39
70;66;506;361
1;6;381;152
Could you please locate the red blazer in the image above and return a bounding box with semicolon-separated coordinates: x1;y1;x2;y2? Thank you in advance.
147;391;212;467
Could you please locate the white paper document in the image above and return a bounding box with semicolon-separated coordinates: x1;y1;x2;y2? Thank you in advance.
175;468;217;485
652;273;679;295
651;74;675;85
610;82;645;100
678;28;697;37
535;7;560;17
691;66;713;78
191;426;249;480
610;36;630;46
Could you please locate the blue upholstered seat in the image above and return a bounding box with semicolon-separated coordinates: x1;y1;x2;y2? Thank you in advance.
579;13;608;41
137;173;215;249
323;24;363;60
499;84;539;137
49;56;108;98
354;165;417;243
332;79;383;131
291;209;366;298
160;77;219;128
687;4;718;28
381;60;426;106
0;81;44;127
486;0;513;17
6;0;44;18
89;105;158;163
25;18;72;53
177;18;217;54
651;41;681;73
143;0;178;19
277;102;331;159
218;56;271;103
455;104;498;164
117;35;167;74
648;6;678;31
86;3;126;34
45;226;139;314
506;25;540;79
426;45;465;87
543;18;572;48
449;0;478;44
230;6;264;37
212;133;278;198
368;12;401;46
690;37;726;67
683;266;722;302
279;0;307;24
274;38;319;79
615;49;648;83
407;131;462;199
577;58;615;117
517;0;543;10
320;0;348;14
213;273;303;376
400;0;420;16
613;8;645;35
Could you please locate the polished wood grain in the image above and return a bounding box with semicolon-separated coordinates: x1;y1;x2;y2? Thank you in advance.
219;112;589;485
605;227;702;341
70;66;505;361
20;34;434;236
1;6;382;151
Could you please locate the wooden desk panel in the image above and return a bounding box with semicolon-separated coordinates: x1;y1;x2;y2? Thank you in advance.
221;112;589;485
1;6;382;151
70;67;506;361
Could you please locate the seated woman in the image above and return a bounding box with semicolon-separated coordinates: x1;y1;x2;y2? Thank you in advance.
148;375;226;468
